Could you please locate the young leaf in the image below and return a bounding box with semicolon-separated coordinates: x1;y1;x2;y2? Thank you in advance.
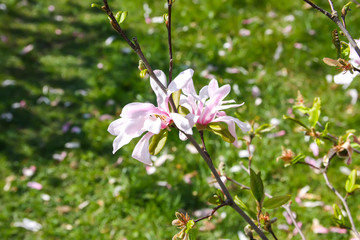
254;124;274;135
149;129;168;155
207;122;235;143
250;169;265;207
290;153;305;165
345;169;360;193
308;97;321;128
341;42;351;59
115;11;128;24
332;204;351;228
234;195;257;220
263;195;291;209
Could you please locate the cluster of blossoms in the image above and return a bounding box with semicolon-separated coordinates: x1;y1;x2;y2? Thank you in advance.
108;69;250;165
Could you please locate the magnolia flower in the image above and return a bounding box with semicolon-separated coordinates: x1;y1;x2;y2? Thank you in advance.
180;78;250;147
108;69;196;165
334;39;360;88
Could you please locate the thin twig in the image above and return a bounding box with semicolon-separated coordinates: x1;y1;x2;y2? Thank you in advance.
296;161;321;171
166;0;174;83
194;200;230;223
302;0;360;58
226;177;251;190
327;0;336;13
323;170;360;238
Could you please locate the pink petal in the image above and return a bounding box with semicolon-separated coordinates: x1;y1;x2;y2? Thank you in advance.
120;102;158;119
132;132;154;165
170;113;193;135
168;69;194;93
27;181;42;190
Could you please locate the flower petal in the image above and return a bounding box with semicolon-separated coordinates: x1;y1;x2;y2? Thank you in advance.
213;116;250;147
142;117;162;134
121;102;158;119
334;71;358;88
132;132;154;165
170;113;193;135
150;70;168;110
168;69;194;93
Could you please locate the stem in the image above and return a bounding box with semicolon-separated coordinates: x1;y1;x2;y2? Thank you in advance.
185;134;269;240
323;171;360;239
166;0;174;83
327;0;336;13
302;0;360;58
282;204;306;240
194;200;230;223
296;161;321;171
226;177;251;190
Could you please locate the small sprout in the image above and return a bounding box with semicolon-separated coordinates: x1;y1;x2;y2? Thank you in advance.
172;211;194;240
342;2;352;17
163;13;169;24
138;60;147;71
140;69;149;78
115;11;128;24
91;3;103;10
244;225;255;240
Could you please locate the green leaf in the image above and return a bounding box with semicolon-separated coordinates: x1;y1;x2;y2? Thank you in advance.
293;105;310;114
290;154;305;165
185;220;195;233
140;69;148;78
263;195;291;209
149;129;168;155
234;195;257;220
115;11;128;24
308;97;321;128
250;169;265;207
283;115;310;130
254;124;274;134
207;122;235;143
332;204;351;228
345;169;358;193
341;41;351;59
172;90;181;109
320;122;330;137
208;190;224;205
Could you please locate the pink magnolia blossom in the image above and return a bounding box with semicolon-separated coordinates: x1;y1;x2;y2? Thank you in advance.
108;69;196;165
180;78;250;147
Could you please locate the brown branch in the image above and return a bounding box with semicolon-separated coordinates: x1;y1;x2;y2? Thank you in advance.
166;0;174;83
302;0;360;58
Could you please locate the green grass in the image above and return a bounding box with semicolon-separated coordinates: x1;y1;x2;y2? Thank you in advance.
1;0;360;239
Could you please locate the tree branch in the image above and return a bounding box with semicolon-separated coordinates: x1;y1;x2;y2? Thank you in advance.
302;0;360;58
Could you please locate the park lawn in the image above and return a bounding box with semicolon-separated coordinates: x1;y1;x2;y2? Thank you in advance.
1;0;359;239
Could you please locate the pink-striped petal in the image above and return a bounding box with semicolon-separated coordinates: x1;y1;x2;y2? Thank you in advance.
170;113;193;135
121;102;158;119
150;70;168;110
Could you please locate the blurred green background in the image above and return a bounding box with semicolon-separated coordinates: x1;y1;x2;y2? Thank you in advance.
1;0;360;239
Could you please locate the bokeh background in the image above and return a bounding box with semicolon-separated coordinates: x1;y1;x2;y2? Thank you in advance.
1;0;360;239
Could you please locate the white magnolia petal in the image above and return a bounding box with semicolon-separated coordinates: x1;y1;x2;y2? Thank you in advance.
199;85;209;101
168;69;194;93
182;79;197;96
179;131;188;141
142;117;162;134
216;103;245;111
334;71;358;88
221;100;236;104
170;113;193;135
112;128;145;154
151;70;168;110
132;132;154;165
121;102;158;118
107;118;126;135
